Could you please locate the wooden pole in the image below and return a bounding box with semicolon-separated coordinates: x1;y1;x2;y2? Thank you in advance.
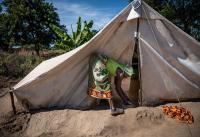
9;89;16;115
129;17;142;106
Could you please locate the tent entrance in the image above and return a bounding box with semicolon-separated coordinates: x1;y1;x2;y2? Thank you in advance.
128;17;141;105
120;37;141;105
128;45;140;104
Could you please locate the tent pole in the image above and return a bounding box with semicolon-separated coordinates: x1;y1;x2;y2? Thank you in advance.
137;1;143;106
132;16;142;106
137;17;143;106
9;88;16;115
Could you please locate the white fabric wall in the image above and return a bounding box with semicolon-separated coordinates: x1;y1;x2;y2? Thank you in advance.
140;3;200;105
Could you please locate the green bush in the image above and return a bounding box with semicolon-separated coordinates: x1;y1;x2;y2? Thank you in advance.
0;53;43;78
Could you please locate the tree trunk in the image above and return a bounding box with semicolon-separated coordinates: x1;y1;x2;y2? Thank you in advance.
35;43;40;56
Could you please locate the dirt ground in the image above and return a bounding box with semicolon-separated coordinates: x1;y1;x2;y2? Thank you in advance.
0;94;200;137
23;102;200;137
0;77;29;137
0;111;31;137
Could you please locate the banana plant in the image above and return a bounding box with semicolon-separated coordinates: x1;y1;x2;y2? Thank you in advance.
50;17;97;52
50;24;74;51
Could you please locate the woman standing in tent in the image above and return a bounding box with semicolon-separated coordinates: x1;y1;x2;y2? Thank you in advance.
88;53;138;116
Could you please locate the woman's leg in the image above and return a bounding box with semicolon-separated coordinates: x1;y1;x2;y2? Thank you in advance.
115;68;132;105
108;98;124;116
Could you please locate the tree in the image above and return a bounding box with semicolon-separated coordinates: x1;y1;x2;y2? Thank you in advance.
128;0;200;41
0;3;2;12
0;11;12;51
50;17;98;51
167;0;200;41
1;0;62;55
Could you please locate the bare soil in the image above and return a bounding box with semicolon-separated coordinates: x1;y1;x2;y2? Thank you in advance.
0;112;31;137
24;102;200;137
0;77;30;137
1;96;200;137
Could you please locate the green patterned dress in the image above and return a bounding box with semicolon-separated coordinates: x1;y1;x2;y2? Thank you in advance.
88;54;137;99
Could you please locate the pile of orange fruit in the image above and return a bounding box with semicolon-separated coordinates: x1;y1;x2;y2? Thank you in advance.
162;105;194;124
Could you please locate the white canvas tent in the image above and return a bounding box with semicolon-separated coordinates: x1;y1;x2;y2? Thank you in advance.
12;1;200;109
